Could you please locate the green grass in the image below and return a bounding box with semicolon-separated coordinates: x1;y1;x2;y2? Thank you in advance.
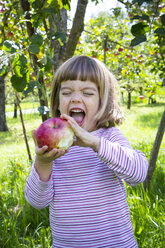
5;96;40;113
0;99;165;247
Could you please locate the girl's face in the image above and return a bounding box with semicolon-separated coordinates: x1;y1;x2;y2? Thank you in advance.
59;80;100;132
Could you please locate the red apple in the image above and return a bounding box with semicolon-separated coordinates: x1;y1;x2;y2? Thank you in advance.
126;54;132;58
118;48;123;52
46;83;51;88
139;95;144;100
8;31;14;37
105;47;109;51
129;13;134;18
158;5;164;10
0;7;6;13
35;117;74;151
92;55;97;58
114;52;119;56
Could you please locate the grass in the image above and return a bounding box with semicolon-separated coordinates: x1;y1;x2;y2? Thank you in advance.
0;98;165;247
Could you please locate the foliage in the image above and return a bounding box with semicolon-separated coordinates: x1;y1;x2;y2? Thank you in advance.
76;10;165;108
0;0;70;117
118;0;165;85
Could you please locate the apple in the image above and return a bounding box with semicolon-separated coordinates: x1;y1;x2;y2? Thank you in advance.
92;55;97;58
35;117;74;151
8;31;14;37
138;60;143;64
127;54;132;58
114;52;119;56
139;95;144;100
0;7;6;13
105;47;109;51
129;13;134;18
158;5;164;10
46;83;51;88
118;48;123;52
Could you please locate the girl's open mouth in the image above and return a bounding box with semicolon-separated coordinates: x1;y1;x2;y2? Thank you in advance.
69;108;85;126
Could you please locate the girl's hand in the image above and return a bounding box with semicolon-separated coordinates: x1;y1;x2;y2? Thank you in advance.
32;130;68;181
60;114;100;152
32;130;67;164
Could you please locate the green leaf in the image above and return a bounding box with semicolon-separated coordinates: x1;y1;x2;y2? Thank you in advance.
11;75;27;92
131;23;150;36
132;0;152;6
47;32;66;41
3;40;19;54
13;55;28;77
130;34;146;46
32;0;43;9
45;57;52;72
42;7;58;14
19;54;27;66
160;14;165;26
0;65;7;76
30;34;43;46
23;81;38;96
132;14;149;21
29;44;40;54
154;28;165;37
38;106;50;116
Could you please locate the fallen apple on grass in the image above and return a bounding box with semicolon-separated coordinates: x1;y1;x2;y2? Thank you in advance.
35;117;74;151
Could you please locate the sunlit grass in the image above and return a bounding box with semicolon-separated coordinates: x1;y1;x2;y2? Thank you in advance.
0;99;165;247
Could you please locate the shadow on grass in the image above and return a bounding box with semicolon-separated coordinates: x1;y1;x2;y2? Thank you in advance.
136;111;164;129
137;102;165;108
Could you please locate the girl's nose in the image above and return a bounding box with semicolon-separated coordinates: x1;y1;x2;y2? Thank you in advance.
71;92;82;103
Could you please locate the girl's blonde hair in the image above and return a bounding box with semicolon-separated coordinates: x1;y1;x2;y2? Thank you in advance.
50;55;123;128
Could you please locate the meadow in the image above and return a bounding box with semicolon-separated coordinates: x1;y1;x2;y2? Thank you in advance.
0;97;165;247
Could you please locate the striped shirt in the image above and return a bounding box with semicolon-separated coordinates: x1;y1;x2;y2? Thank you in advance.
25;127;148;247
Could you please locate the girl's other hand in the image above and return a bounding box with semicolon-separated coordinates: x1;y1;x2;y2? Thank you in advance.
60;114;100;152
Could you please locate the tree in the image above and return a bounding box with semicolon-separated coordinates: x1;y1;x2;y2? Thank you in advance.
77;10;158;108
0;0;92;120
117;0;165;188
0;73;8;131
0;0;96;160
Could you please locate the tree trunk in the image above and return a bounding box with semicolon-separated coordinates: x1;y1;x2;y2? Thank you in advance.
15;93;32;161
20;0;49;122
0;74;8;131
144;110;165;190
127;91;131;109
49;8;68;71
64;0;88;61
13;100;17;118
50;0;89;72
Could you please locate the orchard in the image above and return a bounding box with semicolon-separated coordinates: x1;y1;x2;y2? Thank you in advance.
0;0;165;247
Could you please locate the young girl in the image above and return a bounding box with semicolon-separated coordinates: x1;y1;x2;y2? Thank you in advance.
25;55;148;247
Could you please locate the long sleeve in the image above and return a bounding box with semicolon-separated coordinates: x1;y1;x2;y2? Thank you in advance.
25;161;54;209
97;128;148;186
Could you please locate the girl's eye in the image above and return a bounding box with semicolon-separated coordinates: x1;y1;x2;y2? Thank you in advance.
83;92;94;96
62;92;71;95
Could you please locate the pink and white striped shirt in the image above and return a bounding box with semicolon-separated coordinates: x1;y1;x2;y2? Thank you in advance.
25;127;148;247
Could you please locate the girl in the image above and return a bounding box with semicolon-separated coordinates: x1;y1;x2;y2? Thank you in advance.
25;55;148;247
